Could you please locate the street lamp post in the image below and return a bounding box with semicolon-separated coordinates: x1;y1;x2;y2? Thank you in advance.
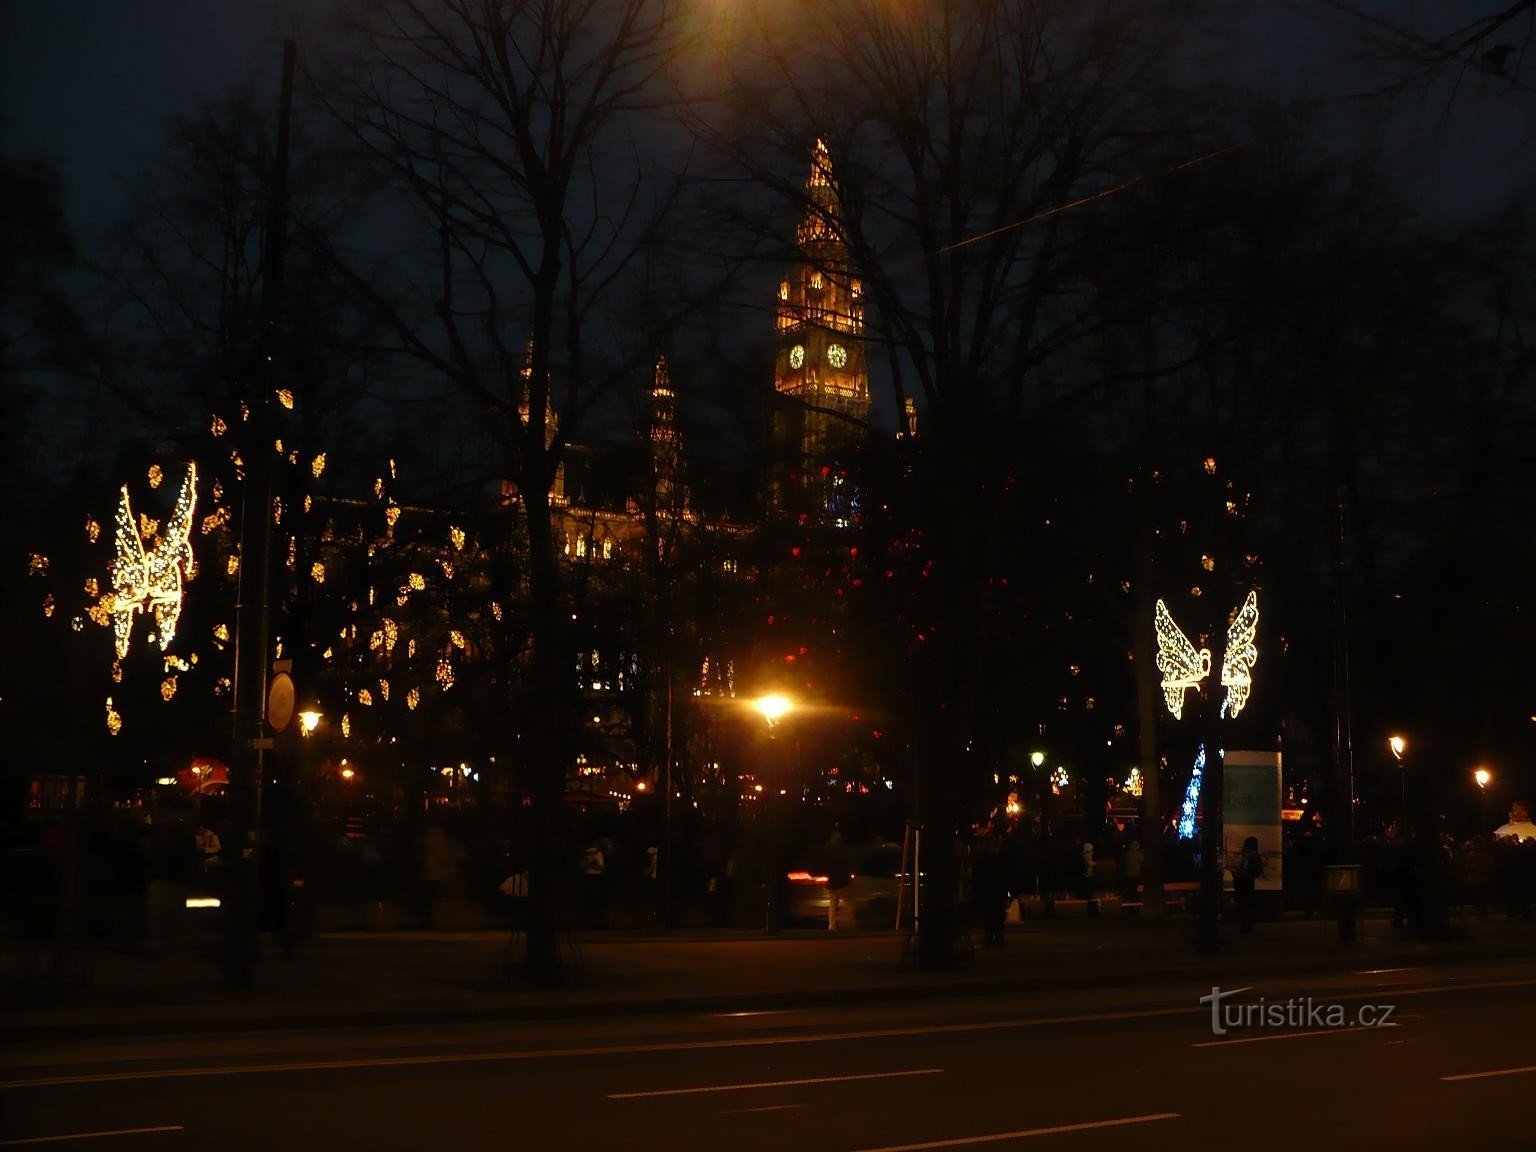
1389;735;1407;832
753;695;794;934
1031;751;1047;902
1474;767;1492;830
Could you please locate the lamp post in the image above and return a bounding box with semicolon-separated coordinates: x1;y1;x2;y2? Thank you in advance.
1031;751;1048;900
1474;767;1492;831
752;694;794;934
1389;735;1407;832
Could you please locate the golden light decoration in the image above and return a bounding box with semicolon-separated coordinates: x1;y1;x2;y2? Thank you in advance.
311;561;326;584
450;526;466;551
408;572;426;591
42;593;55;618
139;513;159;539
201;508;230;535
383;618;399;654
341;713;351;738
211;479;223;501
105;697;123;735
389;458;397;479
385;504;401;530
1203;456;1217;475
147;464;164;489
440;560;455;579
1154;591;1260;721
370;629;384;652
406;687;420;711
286;536;296;569
378;678;390;701
240;401;250;422
358;688;373;707
161;675;178;701
1219;590;1260;719
303;495;312;514
396;591;408;607
272;497;284;526
106;462;198;660
274;439;284;454
490;602;503;622
322;646;333;661
83;577;99;598
1154;599;1210;721
85;518;101;543
373;478;384;499
450;629;466;650
312;453;327;479
277;388;294;410
210;415;227;437
227;555;239;577
111;660;123;683
213;623;230;644
214;676;231;696
407;638;416;659
436;658;455;690
28;552;49;575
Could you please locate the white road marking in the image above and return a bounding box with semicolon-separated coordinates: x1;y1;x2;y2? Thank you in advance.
0;1007;1192;1090
1441;1064;1536;1083
849;1113;1180;1151
1192;1024;1396;1048
0;1126;184;1147
7;974;1532;1091
610;1067;942;1099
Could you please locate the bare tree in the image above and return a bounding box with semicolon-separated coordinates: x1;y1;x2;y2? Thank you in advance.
317;0;695;981
709;0;1193;967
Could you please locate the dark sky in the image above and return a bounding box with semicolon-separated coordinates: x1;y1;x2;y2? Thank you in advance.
3;1;1531;240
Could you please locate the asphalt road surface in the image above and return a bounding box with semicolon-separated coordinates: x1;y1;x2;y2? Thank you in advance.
4;958;1534;1151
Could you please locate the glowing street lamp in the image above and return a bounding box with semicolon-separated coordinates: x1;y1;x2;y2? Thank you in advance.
750;693;795;936
298;709;323;737
1474;766;1492;791
754;693;794;728
1030;750;1046;769
1389;735;1408;828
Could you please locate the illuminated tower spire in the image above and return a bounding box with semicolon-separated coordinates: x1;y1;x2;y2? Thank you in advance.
773;139;870;519
649;354;686;516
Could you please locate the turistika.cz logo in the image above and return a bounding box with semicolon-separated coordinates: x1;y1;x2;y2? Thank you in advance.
1199;985;1398;1036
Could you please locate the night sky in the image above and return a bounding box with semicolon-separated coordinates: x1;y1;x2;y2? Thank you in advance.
4;1;1531;239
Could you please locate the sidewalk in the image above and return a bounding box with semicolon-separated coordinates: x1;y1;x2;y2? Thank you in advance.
3;914;1531;1041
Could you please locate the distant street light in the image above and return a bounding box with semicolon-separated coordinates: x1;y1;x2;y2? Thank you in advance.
340;766;355;781
1474;766;1492;791
1388;735;1406;761
1030;750;1046;768
298;709;323;737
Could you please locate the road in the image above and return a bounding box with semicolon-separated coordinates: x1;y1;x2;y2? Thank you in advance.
3;958;1533;1150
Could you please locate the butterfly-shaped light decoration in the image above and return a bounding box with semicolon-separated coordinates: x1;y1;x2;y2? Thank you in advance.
1154;599;1211;720
1219;589;1260;719
106;462;198;659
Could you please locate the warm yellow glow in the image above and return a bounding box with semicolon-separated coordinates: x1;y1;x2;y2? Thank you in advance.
341;713;351;738
436;659;455;690
450;629;466;649
1389;735;1407;761
186;897;221;909
378;678;389;701
107;462;197;659
161;675;177;701
1154;599;1209;720
86;517;101;542
311;561;326;584
1474;767;1492;790
357;688;373;707
312;453;326;478
408;572;426;591
277;388;294;410
407;687;420;711
211;415;227;437
385;504;401;530
1219;590;1260;719
105;697;122;735
754;694;793;726
450;525;466;551
147;464;164;489
1030;751;1046;768
340;767;355;781
298;710;322;735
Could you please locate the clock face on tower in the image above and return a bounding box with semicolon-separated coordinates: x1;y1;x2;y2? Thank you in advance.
826;343;848;369
789;345;805;369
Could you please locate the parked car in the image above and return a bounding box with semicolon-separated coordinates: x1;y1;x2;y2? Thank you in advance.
785;841;904;927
